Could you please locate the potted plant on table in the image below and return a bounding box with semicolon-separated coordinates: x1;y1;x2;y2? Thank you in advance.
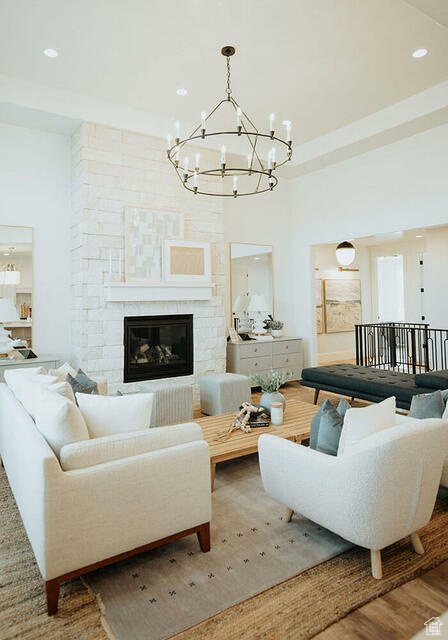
251;369;287;415
268;319;284;338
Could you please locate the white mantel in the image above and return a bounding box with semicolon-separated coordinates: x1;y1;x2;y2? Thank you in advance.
104;281;215;302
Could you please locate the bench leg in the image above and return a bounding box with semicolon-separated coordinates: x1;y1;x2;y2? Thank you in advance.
313;389;320;405
46;579;60;615
197;522;211;552
411;532;424;555
283;507;294;522
370;549;382;579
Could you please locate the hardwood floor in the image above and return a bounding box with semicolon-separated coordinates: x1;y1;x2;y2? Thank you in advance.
194;380;448;639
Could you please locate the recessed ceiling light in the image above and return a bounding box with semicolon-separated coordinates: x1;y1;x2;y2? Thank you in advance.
43;48;58;58
412;48;428;59
176;88;188;96
416;234;424;238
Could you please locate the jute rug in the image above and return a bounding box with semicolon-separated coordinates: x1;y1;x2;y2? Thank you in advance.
1;460;447;640
85;455;352;640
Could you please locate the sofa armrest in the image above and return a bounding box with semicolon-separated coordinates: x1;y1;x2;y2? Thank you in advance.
44;439;211;579
60;422;204;470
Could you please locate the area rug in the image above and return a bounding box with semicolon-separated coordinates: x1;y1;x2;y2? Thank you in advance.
85;455;353;640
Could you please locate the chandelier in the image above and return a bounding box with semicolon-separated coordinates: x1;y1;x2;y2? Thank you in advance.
0;248;20;286
167;46;292;197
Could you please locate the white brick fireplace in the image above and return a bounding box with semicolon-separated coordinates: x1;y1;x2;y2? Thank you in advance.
71;122;226;397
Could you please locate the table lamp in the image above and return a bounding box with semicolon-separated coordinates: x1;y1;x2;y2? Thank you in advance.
0;298;19;355
247;294;269;336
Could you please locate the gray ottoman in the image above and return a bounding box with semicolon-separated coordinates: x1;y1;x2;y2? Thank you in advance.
140;380;193;427
200;373;251;415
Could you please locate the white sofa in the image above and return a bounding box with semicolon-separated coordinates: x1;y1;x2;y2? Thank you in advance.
259;416;448;580
0;382;211;614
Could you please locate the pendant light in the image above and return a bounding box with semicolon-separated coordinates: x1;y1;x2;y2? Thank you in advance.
0;248;21;285
336;241;356;266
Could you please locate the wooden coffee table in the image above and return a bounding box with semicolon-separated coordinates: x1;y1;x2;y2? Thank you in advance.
196;399;319;491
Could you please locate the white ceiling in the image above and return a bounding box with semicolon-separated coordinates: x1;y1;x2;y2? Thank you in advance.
0;0;448;145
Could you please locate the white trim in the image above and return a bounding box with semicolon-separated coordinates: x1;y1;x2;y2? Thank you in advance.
104;281;215;302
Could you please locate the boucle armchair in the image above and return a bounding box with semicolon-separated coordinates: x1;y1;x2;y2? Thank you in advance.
259;417;448;579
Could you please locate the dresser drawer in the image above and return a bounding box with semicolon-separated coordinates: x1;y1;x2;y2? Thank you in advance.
273;339;301;356
238;355;272;375
273;353;299;369
277;366;301;381
238;342;272;359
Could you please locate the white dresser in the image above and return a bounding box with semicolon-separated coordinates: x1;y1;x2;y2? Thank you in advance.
0;355;60;383
226;337;303;386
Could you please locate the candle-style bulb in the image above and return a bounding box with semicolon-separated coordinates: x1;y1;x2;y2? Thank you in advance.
247;153;252;169
269;113;275;132
175;120;180;144
233;175;238;197
183;157;189;174
285;120;292;143
195;153;200;171
201;112;206;129
193;171;198;188
221;145;226;165
267;150;272;171
167;134;172;150
236;107;242;127
271;146;276;167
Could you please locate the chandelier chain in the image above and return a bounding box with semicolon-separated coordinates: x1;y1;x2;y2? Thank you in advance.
226;56;232;96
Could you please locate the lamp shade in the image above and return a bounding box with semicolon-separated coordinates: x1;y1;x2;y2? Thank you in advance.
247;294;269;313
0;298;19;322
232;295;249;313
336;241;356;266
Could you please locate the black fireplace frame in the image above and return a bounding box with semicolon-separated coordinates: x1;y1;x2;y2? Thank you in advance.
123;314;194;383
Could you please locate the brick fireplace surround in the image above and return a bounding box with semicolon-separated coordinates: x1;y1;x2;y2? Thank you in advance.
71;122;226;399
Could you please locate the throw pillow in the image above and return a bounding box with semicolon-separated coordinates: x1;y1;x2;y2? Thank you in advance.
316;401;344;456
66;368;98;396
338;396;396;456
35;389;90;457
14;374;59;418
309;398;331;449
409;390;445;419
49;362;76;381
4;366;46;395
75;392;154;438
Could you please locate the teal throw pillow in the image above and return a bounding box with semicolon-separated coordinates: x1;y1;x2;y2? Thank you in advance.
66;368;98;396
409;390;445;419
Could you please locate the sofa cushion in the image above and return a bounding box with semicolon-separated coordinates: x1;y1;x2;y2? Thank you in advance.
415;370;448;390
75;392;154;438
14;374;60;418
49;361;77;381
4;366;46;395
409;390;445;419
66;368;98;396
338;396;396;455
60;422;203;470
34;389;90;456
301;364;435;404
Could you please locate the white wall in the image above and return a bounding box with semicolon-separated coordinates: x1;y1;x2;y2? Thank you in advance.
425;227;448;327
314;243;371;363
291;122;448;366
224;181;294;333
0;122;72;360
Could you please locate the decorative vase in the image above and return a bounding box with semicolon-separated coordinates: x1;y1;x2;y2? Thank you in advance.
260;391;286;416
271;329;283;338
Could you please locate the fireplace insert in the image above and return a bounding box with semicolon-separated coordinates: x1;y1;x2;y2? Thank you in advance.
124;314;193;383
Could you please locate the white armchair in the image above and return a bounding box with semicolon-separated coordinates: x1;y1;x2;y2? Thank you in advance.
258;417;448;579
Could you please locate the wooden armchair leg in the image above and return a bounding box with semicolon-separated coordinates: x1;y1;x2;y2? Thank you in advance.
370;549;382;579
45;579;60;615
283;507;294;522
197;522;211;553
411;532;425;555
313;389;320;405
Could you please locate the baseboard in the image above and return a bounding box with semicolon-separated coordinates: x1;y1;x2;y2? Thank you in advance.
318;350;355;364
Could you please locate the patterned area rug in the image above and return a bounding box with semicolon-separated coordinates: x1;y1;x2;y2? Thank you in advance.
85;455;352;640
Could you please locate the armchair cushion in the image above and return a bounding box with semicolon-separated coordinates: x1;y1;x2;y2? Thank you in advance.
76;391;154;438
316;399;350;456
60;422;204;470
338;396;396;455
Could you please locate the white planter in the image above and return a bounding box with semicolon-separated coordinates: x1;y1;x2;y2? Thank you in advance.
271;330;283;338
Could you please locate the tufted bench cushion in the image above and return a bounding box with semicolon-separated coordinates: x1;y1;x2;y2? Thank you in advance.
301;364;436;409
415;369;448;390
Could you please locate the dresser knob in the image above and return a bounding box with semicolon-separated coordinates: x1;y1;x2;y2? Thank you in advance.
286;345;289;349
286;358;289;362
254;348;258;352
254;362;258;366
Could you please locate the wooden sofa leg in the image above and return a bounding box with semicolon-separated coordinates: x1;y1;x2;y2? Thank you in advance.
313;389;320;405
197;522;211;553
411;532;425;555
46;579;60;615
370;549;382;579
283;507;294;522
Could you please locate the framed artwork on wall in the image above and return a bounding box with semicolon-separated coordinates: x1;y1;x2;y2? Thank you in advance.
164;239;211;282
324;279;362;333
315;279;324;334
125;206;184;282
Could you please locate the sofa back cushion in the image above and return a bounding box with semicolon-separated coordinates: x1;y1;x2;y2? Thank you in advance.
35;390;90;456
4;366;46;395
338;396;396;455
75;392;154;438
60;422;203;470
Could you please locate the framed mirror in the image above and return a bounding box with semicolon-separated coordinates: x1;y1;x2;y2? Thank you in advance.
0;225;33;353
230;242;273;332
